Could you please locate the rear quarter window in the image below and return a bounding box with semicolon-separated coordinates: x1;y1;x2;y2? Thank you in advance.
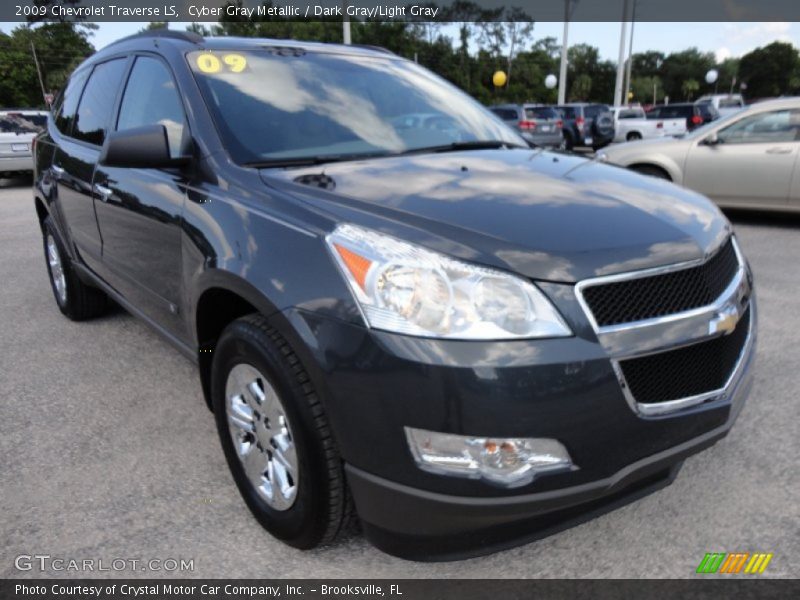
53;70;89;136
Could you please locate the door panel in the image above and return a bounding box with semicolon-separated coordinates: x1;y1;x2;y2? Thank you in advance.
52;58;128;273
684;143;796;207
53;140;103;271
93;167;186;336
92;55;190;340
684;109;800;207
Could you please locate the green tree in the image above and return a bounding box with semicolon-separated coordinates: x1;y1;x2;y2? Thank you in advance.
141;22;169;32
739;41;800;98
631;50;664;78
631;76;664;105
0;22;94;107
570;74;592;101
660;48;715;100
716;57;740;93
682;78;700;100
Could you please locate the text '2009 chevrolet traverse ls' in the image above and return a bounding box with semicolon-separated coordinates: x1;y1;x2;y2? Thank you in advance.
33;31;756;560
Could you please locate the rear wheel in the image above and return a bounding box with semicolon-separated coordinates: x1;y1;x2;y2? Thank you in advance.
42;216;108;320
211;314;354;549
626;131;643;141
630;164;671;180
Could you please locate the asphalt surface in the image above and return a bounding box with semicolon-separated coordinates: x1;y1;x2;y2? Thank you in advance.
1;177;798;579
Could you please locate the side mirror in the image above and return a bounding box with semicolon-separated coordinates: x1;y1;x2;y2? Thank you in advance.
100;124;190;168
702;132;720;146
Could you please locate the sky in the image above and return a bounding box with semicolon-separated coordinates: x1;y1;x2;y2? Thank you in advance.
1;21;797;63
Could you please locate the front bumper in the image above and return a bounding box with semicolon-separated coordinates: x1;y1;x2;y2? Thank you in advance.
277;278;755;559
348;345;752;560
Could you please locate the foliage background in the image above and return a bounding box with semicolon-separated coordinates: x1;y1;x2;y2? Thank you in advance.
2;0;800;108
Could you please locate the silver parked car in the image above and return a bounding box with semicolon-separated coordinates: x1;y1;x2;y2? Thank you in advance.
488;104;564;148
599;98;800;212
0;110;48;177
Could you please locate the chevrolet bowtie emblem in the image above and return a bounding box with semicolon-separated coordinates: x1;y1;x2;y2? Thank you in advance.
709;305;740;335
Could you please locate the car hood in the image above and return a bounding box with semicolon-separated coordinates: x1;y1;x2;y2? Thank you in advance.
260;148;730;283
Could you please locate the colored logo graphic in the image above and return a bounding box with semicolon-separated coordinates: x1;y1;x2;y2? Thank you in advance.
696;552;773;574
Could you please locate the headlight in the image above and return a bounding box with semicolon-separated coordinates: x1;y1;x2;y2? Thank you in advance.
326;223;571;340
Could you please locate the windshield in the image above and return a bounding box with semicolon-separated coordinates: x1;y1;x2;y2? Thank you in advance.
188;50;524;164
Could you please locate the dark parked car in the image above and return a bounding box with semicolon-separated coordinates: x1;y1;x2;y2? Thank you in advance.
554;103;615;150
488;104;564;148
647;102;720;131
34;31;756;560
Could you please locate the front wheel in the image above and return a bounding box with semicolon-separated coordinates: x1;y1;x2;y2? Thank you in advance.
42;216;107;320
211;314;354;549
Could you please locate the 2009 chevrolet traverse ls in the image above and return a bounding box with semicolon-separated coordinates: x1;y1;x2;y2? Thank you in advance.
33;31;756;560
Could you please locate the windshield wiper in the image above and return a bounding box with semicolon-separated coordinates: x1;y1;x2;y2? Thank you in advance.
400;140;528;155
244;151;392;169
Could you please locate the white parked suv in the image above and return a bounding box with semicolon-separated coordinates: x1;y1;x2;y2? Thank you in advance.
696;94;746;117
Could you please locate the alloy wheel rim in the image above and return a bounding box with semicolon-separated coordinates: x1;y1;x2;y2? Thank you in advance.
46;235;67;306
225;363;298;511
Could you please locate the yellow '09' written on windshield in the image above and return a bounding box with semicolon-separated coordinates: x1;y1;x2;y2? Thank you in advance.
194;53;248;74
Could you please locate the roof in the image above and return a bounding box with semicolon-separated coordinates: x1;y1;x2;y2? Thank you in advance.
102;30;394;60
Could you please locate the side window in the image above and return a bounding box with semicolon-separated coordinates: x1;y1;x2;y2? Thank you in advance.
73;59;127;145
54;70;89;135
117;56;187;157
718;110;800;144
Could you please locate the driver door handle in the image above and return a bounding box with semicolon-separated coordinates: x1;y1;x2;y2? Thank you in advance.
766;147;793;154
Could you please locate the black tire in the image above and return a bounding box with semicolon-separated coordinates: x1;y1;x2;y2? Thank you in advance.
42;216;108;320
211;314;355;549
562;131;574;150
626;131;643;141
630;164;671;180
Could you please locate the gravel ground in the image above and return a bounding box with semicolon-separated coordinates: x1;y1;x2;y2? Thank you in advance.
1;177;797;579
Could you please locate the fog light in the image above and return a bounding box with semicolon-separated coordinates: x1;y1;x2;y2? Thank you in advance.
404;427;574;488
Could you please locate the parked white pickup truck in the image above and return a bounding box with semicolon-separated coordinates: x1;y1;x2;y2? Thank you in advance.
610;106;686;142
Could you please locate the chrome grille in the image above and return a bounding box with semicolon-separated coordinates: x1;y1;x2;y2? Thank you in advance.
581;238;739;327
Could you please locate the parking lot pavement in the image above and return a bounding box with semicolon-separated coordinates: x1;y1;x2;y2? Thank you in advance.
1;178;798;579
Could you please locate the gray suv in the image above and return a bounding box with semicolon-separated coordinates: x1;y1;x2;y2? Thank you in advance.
489;104;564;148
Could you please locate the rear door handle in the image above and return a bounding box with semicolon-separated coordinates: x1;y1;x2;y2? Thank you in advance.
94;183;113;202
51;165;65;177
766;147;793;154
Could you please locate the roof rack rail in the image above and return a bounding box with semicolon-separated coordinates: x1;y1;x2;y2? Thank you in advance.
351;44;395;55
106;29;204;49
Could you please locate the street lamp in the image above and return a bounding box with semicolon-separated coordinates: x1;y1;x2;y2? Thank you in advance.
545;74;558;89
